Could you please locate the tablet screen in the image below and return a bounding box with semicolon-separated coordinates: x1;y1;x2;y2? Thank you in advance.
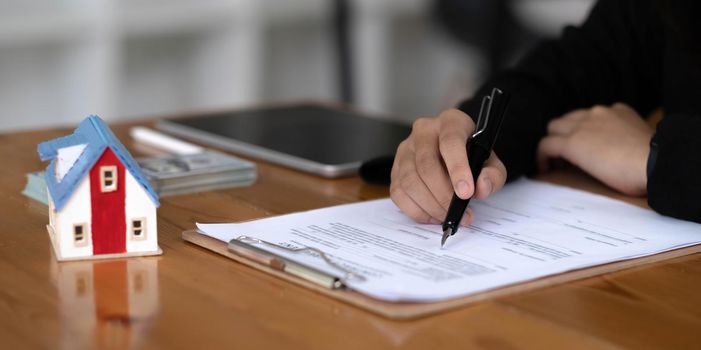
157;104;411;177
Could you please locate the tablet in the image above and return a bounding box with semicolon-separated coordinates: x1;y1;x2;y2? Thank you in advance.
156;104;411;178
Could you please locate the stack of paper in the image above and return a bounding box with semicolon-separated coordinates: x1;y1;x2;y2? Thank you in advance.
197;179;701;302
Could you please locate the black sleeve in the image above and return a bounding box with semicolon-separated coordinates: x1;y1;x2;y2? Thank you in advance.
644;1;701;223
457;0;664;182
647;114;701;222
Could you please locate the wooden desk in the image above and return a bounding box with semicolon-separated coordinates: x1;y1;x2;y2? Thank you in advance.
1;121;700;349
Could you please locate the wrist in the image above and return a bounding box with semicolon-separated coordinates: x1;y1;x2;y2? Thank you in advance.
620;133;653;196
646;133;658;190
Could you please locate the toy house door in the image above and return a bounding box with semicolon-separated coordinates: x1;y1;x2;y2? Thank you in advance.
90;149;126;255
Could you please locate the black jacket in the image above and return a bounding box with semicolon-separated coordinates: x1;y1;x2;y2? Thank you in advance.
459;0;701;223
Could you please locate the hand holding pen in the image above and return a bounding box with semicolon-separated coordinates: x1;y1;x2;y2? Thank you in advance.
442;88;510;246
389;88;510;244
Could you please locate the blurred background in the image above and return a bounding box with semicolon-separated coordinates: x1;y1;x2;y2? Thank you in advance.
0;0;594;132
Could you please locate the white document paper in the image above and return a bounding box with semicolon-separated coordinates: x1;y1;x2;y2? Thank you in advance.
197;179;701;302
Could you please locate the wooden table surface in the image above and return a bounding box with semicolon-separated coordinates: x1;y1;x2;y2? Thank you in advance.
1;120;700;350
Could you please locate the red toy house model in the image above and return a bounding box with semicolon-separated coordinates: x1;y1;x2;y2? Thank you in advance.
38;116;161;261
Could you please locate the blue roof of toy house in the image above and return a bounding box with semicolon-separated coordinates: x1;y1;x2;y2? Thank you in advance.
37;115;160;211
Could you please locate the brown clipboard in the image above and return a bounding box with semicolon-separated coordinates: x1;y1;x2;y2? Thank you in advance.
183;228;701;320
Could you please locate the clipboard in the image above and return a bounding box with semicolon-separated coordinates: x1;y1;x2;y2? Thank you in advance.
183;228;701;320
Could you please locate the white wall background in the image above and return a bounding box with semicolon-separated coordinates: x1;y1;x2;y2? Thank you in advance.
0;0;593;132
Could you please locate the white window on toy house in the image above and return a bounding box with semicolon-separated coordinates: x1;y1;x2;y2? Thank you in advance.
100;166;117;192
131;218;146;240
73;223;88;247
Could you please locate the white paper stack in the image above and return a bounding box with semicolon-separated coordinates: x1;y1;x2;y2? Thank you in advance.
197;180;701;302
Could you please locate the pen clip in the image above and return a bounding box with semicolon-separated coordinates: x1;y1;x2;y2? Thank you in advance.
471;95;492;139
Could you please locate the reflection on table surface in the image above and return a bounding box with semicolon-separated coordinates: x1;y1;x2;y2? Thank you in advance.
50;257;160;350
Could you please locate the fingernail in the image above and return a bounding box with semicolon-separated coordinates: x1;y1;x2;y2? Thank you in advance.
429;218;441;225
483;178;493;195
456;180;469;198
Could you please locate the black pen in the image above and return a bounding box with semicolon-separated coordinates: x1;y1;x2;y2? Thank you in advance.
441;88;510;247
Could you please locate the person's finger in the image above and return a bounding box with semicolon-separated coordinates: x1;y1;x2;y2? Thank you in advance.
437;109;475;199
390;140;409;183
397;153;448;222
611;102;632;111
474;152;507;199
536;135;569;173
412;119;453;209
547;109;588;136
390;183;434;224
391;141;435;223
610;102;637;117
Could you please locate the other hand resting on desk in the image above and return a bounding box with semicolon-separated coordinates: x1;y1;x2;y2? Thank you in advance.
537;103;653;196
